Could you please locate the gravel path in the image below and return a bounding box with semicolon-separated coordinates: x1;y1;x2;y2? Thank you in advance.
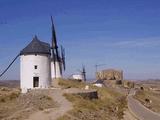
26;89;73;120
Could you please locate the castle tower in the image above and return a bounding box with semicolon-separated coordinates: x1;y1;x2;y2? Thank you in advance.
20;36;51;93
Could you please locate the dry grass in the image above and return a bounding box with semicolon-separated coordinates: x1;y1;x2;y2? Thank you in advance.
0;87;20;102
58;79;86;89
134;90;160;113
0;87;56;120
58;87;127;120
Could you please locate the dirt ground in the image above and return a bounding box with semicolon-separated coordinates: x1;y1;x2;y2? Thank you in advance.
26;89;73;120
0;80;137;120
0;87;57;120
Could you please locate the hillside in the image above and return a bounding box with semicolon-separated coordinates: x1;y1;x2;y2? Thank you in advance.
0;80;20;88
0;79;128;120
58;79;127;120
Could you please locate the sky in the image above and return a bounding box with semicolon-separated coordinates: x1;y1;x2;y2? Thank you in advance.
1;0;160;80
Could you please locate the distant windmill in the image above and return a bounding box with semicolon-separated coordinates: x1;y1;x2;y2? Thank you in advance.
77;65;87;82
82;65;86;82
50;16;65;79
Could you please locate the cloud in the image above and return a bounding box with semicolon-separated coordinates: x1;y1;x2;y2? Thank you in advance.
64;36;160;54
103;37;160;48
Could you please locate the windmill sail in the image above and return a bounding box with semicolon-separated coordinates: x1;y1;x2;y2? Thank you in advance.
51;16;64;78
51;16;57;78
51;16;58;50
59;59;63;75
61;45;66;71
51;16;60;61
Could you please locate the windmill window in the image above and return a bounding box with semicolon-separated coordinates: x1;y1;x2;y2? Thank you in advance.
34;65;38;69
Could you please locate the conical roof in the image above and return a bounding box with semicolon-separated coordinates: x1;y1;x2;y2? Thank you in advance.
20;36;51;55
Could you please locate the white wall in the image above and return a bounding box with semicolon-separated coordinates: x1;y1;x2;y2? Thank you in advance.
51;61;62;79
72;74;83;80
20;54;51;93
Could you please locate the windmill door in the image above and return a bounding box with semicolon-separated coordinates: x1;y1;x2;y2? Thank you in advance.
33;77;39;87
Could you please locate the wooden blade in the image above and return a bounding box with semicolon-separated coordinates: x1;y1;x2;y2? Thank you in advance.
61;45;66;71
51;16;58;49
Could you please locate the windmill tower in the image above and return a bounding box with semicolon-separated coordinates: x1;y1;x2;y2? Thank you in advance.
0;16;65;93
50;16;65;80
20;36;51;93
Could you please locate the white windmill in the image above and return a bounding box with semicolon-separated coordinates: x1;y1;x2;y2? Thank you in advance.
0;16;66;93
20;36;51;93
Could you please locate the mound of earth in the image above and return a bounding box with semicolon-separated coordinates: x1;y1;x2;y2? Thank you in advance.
0;87;57;120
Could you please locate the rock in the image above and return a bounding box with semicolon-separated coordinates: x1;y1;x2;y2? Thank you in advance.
85;85;89;90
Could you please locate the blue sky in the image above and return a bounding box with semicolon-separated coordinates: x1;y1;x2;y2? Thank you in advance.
1;0;160;80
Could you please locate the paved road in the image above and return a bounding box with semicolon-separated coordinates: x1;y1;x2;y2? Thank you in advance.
128;89;160;120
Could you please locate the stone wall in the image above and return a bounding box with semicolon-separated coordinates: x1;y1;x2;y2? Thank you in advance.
75;91;98;99
96;69;123;80
123;80;135;88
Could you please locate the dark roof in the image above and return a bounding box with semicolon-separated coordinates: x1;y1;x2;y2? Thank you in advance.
94;79;104;84
20;36;51;55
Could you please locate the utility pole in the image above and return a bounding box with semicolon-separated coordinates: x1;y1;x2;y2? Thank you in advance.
95;64;106;73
